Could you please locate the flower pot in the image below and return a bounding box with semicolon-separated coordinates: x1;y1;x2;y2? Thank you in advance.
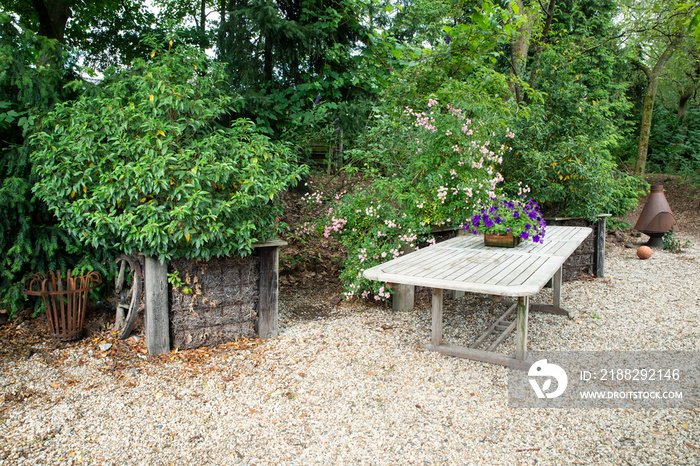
484;233;521;248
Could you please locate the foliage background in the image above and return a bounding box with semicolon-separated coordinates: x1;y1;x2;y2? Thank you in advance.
1;0;698;315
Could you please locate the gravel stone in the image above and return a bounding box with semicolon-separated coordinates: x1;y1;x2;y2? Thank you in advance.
0;231;698;465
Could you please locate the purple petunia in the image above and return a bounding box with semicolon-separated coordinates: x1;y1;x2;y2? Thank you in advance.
465;196;546;243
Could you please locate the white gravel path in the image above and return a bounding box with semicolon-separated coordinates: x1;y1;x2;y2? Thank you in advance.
0;231;698;465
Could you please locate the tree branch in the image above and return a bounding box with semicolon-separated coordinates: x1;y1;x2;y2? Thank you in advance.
631;57;652;81
577;33;626;55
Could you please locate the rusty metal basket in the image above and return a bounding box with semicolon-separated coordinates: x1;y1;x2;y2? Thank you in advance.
22;270;102;341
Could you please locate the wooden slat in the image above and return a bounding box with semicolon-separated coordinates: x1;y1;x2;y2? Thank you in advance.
446;251;512;283
381;247;455;276
492;255;542;286
474;254;534;285
501;256;551;287
429;250;504;281
470;303;517;348
487;320;516;352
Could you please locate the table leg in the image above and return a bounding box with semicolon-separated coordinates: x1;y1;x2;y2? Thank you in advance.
553;266;562;308
431;288;443;346
511;266;568;316
515;296;529;361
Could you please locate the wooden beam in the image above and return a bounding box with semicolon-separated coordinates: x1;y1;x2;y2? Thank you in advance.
445;290;465;299
470;303;517;349
256;246;279;339
392;284;415;311
594;215;610;277
487;320;516;352
421;343;531;371
552;266;562;308
431;288;443;346
145;256;170;354
515;296;529;361
529;303;569;317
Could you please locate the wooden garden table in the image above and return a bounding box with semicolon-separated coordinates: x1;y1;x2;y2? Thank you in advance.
363;226;592;369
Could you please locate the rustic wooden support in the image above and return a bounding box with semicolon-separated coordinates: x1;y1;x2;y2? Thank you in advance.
392;284;415;311
431;288;443;346
552;265;562;308
420;344;531;370
256;241;283;339
470;302;517;349
145;256;170;354
515;296;529;361
594;214;610;277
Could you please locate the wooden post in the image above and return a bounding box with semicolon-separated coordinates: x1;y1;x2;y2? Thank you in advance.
145;256;170;354
431;288;443;346
594;214;610;277
257;245;279;339
515;296;529;361
392;284;415;311
552;266;562;308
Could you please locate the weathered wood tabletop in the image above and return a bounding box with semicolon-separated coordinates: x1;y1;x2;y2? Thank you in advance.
363;226;592;369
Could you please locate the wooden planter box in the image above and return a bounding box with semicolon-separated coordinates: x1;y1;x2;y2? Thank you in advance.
161;239;285;351
544;214;609;281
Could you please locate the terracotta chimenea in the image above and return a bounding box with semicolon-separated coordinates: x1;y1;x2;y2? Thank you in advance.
634;185;677;247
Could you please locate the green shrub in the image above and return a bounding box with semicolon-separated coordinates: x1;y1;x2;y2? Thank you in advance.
31;41;306;262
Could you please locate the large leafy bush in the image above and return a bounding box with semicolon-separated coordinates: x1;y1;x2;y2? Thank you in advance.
31;42;305;261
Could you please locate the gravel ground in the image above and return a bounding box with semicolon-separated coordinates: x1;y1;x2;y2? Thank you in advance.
0;231;698;465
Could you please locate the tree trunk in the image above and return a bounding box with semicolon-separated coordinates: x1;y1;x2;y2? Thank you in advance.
633;37;681;175
199;0;207;50
527;0;556;94
508;0;540;103
32;0;71;42
635;78;658;175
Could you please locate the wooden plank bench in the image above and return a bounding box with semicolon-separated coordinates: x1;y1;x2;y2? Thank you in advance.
363;226;592;369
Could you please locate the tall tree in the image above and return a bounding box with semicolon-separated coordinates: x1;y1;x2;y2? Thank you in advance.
4;0;156;70
618;0;693;175
217;0;381;143
153;0;218;51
